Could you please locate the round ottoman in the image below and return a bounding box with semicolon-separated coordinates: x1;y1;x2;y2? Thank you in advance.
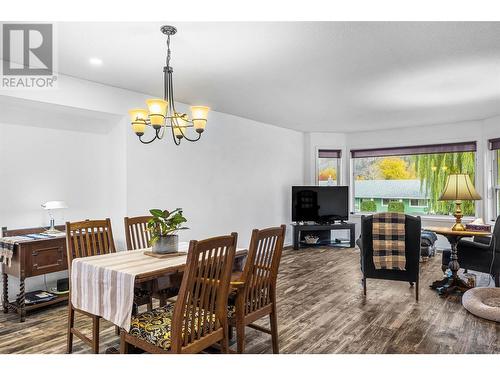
462;288;500;323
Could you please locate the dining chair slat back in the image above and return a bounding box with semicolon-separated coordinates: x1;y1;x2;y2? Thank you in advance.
65;218;116;354
231;225;286;354
66;218;116;270
171;233;238;353
124;216;153;250
243;225;285;315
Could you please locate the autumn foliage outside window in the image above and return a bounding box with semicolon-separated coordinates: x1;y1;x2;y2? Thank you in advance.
317;149;341;186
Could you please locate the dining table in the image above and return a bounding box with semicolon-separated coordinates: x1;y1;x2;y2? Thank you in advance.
70;242;247;331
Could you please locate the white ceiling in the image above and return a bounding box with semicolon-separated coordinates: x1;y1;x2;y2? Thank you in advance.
54;22;500;133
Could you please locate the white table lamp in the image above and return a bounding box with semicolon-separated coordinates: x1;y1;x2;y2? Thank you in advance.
41;201;68;234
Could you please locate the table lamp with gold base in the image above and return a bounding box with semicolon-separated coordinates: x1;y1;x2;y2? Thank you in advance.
439;174;481;231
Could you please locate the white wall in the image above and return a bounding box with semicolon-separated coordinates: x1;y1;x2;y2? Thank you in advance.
127;108;304;248
0;73;304;301
0;100;127;300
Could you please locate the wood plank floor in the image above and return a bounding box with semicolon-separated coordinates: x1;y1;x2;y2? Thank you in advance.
1;247;499;354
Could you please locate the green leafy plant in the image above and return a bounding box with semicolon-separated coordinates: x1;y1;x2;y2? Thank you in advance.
387;201;405;213
147;208;188;244
360;200;377;212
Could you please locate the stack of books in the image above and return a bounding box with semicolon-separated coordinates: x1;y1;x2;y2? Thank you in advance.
24;290;57;305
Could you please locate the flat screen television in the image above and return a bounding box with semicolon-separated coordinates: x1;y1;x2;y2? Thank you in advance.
292;186;349;223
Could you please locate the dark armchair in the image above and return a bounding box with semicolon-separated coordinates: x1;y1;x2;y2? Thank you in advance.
441;219;500;287
358;214;421;301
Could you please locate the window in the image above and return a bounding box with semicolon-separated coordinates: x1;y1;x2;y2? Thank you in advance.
317;149;341;186
409;199;428;207
381;198;391;206
490;138;500;219
351;142;477;215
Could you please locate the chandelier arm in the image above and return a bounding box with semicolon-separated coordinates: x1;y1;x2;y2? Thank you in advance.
177;125;202;142
170;118;181;146
166;70;182;146
168;69;178;115
157;124;166;139
168;69;200;142
163;66;167;102
138;127;161;144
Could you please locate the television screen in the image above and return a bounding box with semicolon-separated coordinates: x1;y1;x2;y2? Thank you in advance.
292;186;349;222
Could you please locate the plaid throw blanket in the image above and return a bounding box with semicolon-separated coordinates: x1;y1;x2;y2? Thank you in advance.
372;212;406;270
0;237;25;267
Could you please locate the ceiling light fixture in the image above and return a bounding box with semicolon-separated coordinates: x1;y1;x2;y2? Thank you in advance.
89;57;103;66
128;25;210;146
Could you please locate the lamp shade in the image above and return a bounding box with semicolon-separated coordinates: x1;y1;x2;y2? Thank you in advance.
439;174;481;201
128;108;148;134
191;106;209;132
146;99;168;126
191;106;209;120
41;201;68;210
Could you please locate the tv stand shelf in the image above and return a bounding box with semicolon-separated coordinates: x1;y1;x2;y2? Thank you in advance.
292;222;356;250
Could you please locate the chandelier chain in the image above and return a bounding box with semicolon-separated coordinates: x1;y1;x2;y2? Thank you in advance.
166;34;171;68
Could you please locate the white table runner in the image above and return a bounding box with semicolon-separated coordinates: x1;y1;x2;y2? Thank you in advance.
71;243;246;331
71;242;191;331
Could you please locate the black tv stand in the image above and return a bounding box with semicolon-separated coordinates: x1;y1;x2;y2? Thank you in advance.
292;222;356;250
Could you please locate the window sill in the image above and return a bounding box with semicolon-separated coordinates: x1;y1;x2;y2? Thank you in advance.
350;213;475;223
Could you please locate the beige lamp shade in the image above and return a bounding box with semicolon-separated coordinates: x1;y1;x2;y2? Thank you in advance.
146;99;168;126
128;108;148;134
439;174;481;201
41;201;68;210
191;106;209;132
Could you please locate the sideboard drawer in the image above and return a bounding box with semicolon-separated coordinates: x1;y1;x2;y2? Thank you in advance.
27;243;67;277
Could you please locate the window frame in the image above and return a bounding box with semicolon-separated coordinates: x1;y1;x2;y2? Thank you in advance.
315;148;342;186
494;148;500;219
350;142;479;217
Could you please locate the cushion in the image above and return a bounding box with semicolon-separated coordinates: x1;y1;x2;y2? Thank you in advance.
129;303;175;350
462;287;500;323
129;303;217;350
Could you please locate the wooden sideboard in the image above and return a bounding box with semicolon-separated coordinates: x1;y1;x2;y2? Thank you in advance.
1;226;68;322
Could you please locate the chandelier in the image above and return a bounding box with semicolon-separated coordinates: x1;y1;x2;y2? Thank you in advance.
128;25;209;146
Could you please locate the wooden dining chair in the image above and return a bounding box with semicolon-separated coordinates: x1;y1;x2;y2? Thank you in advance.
124;216;153;250
228;225;286;354
120;233;238;354
66;218;116;354
124;216;180;308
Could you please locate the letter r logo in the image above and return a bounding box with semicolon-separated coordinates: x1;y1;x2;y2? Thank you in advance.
2;24;53;76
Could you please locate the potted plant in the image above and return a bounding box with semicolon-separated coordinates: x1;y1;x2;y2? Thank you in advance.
147;208;188;254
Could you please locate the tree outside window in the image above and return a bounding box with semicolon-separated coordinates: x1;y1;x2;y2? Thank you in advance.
352;145;476;216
